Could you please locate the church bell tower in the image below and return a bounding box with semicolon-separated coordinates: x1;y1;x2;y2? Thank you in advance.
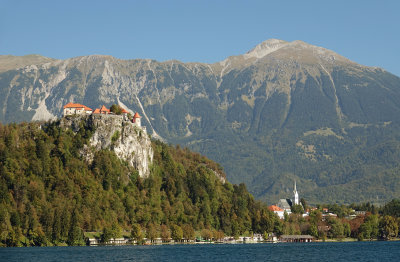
293;181;299;205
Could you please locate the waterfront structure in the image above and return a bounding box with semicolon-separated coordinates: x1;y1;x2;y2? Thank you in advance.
87;237;129;246
279;235;314;243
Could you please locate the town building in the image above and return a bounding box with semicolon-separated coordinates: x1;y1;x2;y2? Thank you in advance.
268;205;285;219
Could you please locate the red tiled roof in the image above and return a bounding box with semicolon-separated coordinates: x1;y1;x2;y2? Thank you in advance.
100;105;110;113
133;112;141;118
268;205;284;212
63;102;92;111
121;108;128;114
93;108;100;114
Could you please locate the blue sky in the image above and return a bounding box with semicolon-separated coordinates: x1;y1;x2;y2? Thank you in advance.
1;0;399;76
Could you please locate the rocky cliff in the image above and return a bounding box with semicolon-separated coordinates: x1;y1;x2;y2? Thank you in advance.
61;114;153;177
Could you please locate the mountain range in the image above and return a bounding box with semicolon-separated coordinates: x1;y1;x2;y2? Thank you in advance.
1;39;400;204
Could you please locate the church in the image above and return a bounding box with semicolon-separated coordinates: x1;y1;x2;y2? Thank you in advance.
269;181;299;219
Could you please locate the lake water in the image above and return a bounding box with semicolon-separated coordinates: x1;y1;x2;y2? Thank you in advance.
1;241;399;262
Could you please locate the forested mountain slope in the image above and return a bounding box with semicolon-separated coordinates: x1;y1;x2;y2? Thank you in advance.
0;120;278;246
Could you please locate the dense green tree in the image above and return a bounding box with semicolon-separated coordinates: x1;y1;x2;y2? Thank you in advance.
328;219;347;239
100;226;114;243
131;224;144;243
309;210;322;223
358;214;379;240
291;204;304;214
110;104;123;115
379;215;398;240
67;210;84;246
381;199;400;217
308;224;318;237
67;226;84;246
171;224;183;241
300;198;307;211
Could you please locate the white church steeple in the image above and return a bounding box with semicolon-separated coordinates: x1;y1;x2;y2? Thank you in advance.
293;180;299;205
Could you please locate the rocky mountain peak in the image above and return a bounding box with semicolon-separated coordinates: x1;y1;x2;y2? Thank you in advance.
0;54;56;73
268;40;354;65
244;39;289;59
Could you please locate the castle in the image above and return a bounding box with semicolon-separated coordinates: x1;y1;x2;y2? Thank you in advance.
63;102;142;127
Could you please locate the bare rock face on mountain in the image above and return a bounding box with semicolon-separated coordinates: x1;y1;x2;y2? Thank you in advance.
61;114;153;177
2;39;400;204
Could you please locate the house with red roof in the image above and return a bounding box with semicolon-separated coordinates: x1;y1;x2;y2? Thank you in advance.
63;103;93;116
268;205;285;219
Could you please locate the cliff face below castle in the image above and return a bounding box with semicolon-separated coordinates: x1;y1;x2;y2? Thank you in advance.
61;114;153;177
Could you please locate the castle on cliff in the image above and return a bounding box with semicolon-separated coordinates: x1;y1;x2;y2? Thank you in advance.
63;102;142;128
61;102;152;177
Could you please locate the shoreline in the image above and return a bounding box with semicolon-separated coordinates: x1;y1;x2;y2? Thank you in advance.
4;238;400;248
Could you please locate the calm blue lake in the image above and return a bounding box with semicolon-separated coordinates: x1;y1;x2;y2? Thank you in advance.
1;241;399;262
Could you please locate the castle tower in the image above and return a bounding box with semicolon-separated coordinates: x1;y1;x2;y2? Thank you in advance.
293;181;299;205
133;112;141;127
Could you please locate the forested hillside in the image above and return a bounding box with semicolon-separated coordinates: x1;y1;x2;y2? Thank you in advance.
0;121;279;246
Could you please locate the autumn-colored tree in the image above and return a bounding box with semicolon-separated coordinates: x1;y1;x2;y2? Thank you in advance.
171;224;183;242
182;224;195;240
147;223;158;242
201;229;213;241
214;230;224;241
160;224;171;241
